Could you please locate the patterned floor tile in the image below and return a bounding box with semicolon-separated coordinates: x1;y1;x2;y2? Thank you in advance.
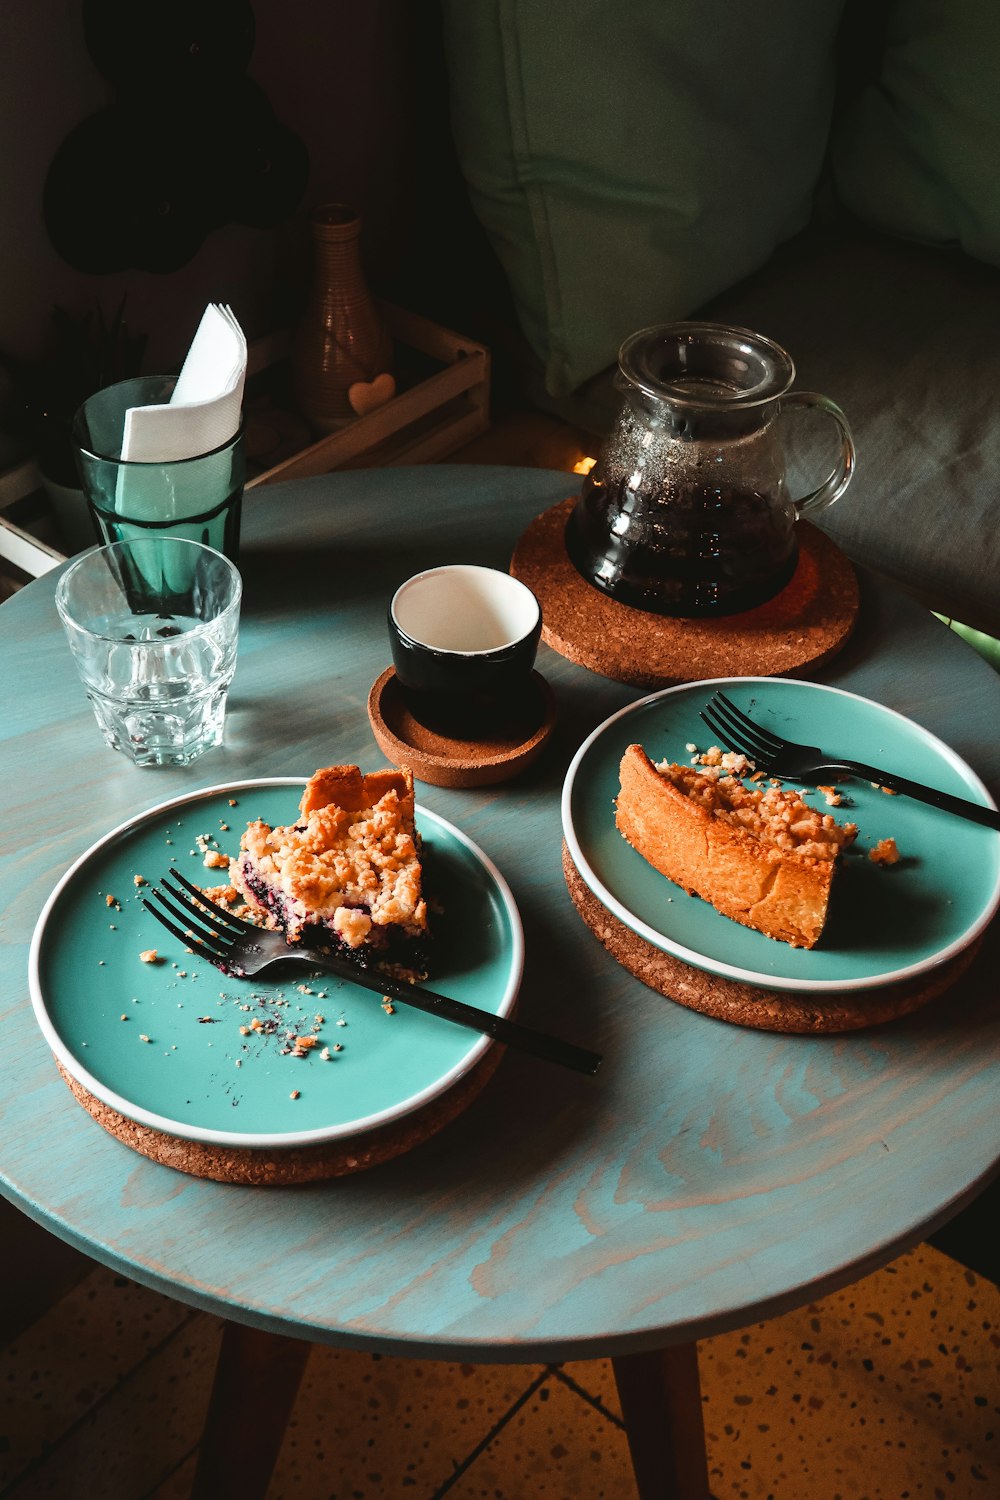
0;1267;195;1489
556;1360;624;1424
443;1372;633;1499
265;1346;546;1500
3;1306;221;1499
145;1450;199;1500
0;1242;996;1499
0;1200;89;1346
698;1244;1000;1500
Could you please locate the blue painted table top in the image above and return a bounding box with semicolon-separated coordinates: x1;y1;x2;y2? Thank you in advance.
1;466;998;1362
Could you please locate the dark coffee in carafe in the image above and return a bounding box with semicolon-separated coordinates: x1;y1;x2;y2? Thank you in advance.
565;323;854;618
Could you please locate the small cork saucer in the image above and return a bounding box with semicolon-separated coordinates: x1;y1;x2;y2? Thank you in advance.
511;497;860;688
368;667;557;788
563;844;980;1034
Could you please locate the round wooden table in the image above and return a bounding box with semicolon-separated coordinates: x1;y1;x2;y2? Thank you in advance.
2;467;998;1499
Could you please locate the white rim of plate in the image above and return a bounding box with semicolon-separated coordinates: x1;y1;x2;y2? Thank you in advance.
29;778;524;1148
561;677;1000;994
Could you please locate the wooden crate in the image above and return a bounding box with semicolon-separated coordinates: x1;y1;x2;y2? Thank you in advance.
246;304;490;489
0;306;490;584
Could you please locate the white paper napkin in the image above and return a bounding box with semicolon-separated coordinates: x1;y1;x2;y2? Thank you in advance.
109;306;247;593
121;304;247;463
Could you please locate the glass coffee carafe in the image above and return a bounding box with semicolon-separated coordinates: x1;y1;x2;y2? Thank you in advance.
565;322;855;617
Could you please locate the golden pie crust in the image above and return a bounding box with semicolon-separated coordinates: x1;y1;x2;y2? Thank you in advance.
231;765;427;949
615;744;857;949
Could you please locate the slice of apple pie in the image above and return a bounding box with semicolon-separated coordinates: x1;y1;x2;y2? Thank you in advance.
615;744;858;949
230;765;429;978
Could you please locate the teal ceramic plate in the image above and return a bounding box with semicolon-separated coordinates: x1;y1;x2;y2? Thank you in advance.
29;780;522;1147
563;678;1000;993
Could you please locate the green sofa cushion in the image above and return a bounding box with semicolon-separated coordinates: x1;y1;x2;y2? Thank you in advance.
831;3;1000;264
441;0;845;397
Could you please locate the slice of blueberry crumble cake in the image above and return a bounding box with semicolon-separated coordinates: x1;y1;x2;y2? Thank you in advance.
230;765;429;978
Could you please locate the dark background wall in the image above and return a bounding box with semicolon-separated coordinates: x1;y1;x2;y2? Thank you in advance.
0;2;475;371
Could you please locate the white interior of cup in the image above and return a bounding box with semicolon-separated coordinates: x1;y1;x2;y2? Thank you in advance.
392;565;539;654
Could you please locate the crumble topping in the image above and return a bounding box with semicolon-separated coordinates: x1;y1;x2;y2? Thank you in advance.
652;761;858;863
666;744;902;865
236;795;426;943
231;766;428;952
688;744;755;778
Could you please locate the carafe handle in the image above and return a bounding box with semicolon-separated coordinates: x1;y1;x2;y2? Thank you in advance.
780;391;856;516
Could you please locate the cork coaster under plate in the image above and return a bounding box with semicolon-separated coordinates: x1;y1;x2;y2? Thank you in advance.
56;1042;504;1184
562;844;979;1034
368;667;557;788
510;496;859;688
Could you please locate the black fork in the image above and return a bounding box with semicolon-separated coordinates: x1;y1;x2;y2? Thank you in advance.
142;870;602;1076
699;691;1000;830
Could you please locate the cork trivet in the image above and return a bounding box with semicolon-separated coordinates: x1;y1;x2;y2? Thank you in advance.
56;1043;504;1184
563;844;979;1034
511;497;859;688
367;667;557;788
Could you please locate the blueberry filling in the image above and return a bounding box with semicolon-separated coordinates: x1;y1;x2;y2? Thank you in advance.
235;856;428;976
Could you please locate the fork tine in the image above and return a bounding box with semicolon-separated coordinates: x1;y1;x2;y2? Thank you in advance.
714;693;785;755
704;696;777;762
701;706;769;761
153;882;230;947
165;868;259;933
141;894;231;965
699;704;744;755
699;703;770;765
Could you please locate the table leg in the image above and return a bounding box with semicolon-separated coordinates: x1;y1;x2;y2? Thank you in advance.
190;1320;311;1500
612;1342;710;1500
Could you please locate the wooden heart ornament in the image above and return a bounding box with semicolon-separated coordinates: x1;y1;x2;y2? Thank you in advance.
348;372;396;417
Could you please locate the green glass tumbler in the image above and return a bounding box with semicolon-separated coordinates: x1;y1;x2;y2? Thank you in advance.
72;375;245;562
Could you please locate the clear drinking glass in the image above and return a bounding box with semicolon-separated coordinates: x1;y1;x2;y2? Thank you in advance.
72;375;245;561
55;538;242;767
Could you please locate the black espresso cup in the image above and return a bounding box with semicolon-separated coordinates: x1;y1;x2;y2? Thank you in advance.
388;564;542;737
